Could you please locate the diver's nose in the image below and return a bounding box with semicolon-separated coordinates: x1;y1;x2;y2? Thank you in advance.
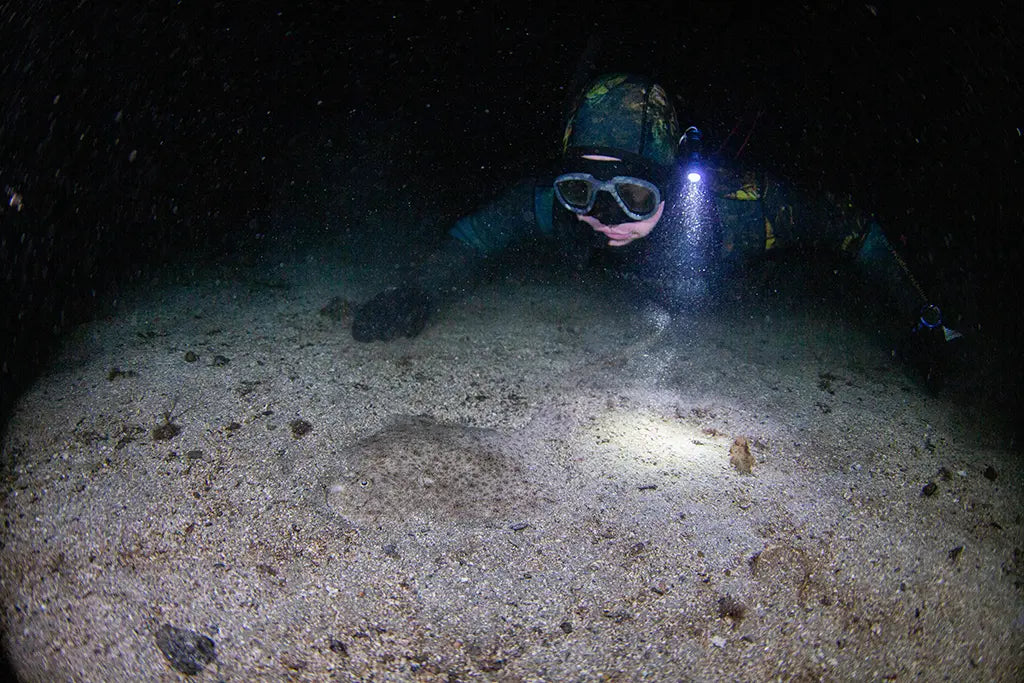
587;191;629;226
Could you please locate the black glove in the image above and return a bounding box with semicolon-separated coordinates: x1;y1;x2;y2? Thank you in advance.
351;286;433;342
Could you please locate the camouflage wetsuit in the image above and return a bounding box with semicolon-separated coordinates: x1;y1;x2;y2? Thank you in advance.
406;166;922;318
352;73;928;343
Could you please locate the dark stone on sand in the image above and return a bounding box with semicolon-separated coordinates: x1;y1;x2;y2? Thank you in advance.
211;355;230;367
107;367;137;381
983;465;998;481
184;351;198;363
152;422;182;441
717;594;747;621
289;419;312;438
154;623;216;675
559;621;573;634
921;482;938;497
329;638;348;655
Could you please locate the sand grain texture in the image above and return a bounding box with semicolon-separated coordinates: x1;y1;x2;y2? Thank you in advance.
1;246;1020;682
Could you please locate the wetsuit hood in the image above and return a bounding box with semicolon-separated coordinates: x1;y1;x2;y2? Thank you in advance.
561;73;680;192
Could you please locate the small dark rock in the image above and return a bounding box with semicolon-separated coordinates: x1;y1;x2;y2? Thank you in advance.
602;609;632;624
625;541;647;558
289;419;312;438
224;422;242;432
510;522;529;532
717;594;747;621
938;467;953;481
817;372;837;394
184;351;199;363
983;465;998;481
154;623;216;675
559;621;573;634
921;482;938;497
153;422;182;441
107;367;137;381
236;380;261;397
949;546;964;563
185;449;204;460
280;652;307;671
382;543;400;559
211;355;230;367
329;638;348;656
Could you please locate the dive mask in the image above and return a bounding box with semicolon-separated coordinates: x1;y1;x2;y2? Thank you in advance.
553;173;662;222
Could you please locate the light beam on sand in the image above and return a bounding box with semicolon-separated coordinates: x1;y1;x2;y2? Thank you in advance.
584;409;729;476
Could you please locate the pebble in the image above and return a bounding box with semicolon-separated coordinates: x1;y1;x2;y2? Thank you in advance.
152;422;182;441
711;635;727;648
154;624;216;675
289;419;313;438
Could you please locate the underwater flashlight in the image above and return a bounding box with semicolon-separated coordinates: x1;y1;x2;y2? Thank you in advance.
680;126;704;184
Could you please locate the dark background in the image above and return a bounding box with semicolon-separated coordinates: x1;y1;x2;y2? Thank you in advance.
1;1;1022;429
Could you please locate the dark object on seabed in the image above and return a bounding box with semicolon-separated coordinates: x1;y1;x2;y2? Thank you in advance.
290;418;313;438
352;286;433;342
319;296;353;322
897;307;965;393
154;623;216;675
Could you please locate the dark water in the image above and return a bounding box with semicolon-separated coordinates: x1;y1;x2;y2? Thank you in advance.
1;4;1020;436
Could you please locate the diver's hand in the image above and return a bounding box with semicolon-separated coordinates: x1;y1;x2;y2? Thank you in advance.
351;286;433;342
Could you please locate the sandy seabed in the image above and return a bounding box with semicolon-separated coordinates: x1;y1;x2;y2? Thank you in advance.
1;242;1021;681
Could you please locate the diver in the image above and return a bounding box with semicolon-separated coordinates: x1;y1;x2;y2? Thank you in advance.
351;73;958;385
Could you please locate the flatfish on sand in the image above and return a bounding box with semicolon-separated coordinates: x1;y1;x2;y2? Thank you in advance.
325;414;551;526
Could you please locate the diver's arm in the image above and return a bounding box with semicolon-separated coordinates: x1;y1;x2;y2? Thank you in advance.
760;175;941;320
351;179;544;342
411;178;549;301
761;174;962;384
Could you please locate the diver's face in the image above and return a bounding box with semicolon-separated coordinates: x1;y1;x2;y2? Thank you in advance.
576;154;664;247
